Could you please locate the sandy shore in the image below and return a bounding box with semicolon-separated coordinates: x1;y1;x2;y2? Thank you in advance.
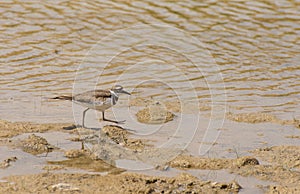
0;117;300;194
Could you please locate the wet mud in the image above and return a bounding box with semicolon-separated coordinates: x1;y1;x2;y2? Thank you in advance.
0;172;241;193
226;112;300;129
0;120;71;138
0;120;299;193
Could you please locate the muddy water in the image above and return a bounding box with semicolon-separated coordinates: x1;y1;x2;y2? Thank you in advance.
0;0;299;122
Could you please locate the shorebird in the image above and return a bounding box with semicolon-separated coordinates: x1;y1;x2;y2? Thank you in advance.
51;85;131;128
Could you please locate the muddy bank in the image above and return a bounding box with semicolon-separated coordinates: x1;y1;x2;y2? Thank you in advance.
1;119;300;193
226;112;300;128
169;155;259;170
251;145;300;170
169;146;300;193
0;172;241;193
243;145;300;193
0;120;71;138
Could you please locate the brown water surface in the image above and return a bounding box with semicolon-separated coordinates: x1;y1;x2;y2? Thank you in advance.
1;0;299;122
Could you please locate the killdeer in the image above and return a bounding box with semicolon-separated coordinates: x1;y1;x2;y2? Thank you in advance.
51;85;131;128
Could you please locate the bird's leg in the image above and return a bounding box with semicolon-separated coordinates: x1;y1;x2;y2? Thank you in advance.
102;111;125;124
82;108;90;128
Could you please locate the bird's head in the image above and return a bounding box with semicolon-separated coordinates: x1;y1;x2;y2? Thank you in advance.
111;85;131;96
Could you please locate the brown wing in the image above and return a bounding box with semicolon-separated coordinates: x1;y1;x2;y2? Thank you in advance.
73;89;111;104
93;89;111;98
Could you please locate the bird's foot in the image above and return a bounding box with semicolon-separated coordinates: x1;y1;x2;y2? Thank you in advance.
78;124;87;129
103;118;126;124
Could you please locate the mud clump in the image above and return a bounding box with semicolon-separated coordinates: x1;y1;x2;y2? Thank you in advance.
21;134;55;155
234;156;259;168
101;125;128;145
169;155;233;170
211;181;241;191
293;118;300;129
136;102;175;124
0;157;17;169
51;183;80;192
170;155;260;170
226;112;278;123
43;165;64;171
101;125;145;151
64;149;88;158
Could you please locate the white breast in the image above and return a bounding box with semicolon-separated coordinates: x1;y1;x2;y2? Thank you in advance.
74;97;114;111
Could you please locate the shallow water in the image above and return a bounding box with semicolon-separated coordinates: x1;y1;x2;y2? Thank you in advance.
0;132;83;179
0;131;273;193
0;0;299;123
118;162;273;194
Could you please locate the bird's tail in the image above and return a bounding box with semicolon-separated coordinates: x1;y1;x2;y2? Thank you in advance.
50;95;72;101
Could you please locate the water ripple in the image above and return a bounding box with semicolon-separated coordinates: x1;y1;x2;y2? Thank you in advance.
0;0;299;121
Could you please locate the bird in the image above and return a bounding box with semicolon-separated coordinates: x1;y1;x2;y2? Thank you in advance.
51;85;131;128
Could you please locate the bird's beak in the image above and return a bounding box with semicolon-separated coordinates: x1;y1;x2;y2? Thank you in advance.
122;90;131;95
